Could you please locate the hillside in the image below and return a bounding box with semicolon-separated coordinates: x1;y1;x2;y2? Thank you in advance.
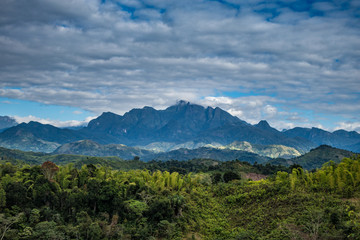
268;145;357;170
219;141;301;159
283;127;360;151
53;140;155;160
0;121;86;152
0;155;359;239
143;147;269;164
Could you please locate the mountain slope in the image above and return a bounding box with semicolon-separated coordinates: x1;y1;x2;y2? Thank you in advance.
196;120;314;153
54;140;154;160
219;141;301;159
0;121;86;152
283;127;360;152
268;145;357;170
82;100;245;145
143;147;269;164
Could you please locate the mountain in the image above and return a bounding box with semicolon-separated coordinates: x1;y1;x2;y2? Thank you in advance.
219;141;301;159
255;120;279;133
82;103;313;152
268;145;357;170
0;116;17;132
143;147;269;163
195;120;314;153
0;146;47;164
0;121;85;152
283;127;360;152
53;140;270;163
1;101;359;155
82;100;245;145
54;140;154;160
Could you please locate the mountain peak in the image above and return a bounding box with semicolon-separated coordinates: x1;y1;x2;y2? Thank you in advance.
255;120;278;132
257;120;270;128
176;100;190;106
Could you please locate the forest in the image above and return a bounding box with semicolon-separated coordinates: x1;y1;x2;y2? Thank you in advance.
0;156;360;239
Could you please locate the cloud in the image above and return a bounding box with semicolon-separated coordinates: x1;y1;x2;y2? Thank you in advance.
0;0;359;130
72;110;83;115
334;122;360;133
12;115;96;128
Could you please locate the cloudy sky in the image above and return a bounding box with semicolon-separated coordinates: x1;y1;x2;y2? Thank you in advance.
0;0;359;131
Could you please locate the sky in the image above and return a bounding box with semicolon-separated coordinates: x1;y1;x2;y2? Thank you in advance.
0;0;359;132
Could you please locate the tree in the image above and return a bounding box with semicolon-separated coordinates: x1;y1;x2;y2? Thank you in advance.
41;161;59;182
223;171;241;183
0;213;21;240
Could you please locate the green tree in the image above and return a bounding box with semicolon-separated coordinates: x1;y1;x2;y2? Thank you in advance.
223;171;241;183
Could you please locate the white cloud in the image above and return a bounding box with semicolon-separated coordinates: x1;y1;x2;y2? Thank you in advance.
334;122;360;133
12;115;96;128
0;0;359;130
72;111;83;115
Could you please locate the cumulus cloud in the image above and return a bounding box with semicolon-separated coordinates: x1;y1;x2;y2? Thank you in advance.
0;0;359;130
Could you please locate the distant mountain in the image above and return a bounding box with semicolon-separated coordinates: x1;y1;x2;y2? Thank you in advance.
54;140;154;160
143;147;269;164
82;100;245;145
0;121;85;152
53;140;270;163
283;127;360;152
0;146;47;164
82;102;314;152
268;145;357;170
194;120;314;153
219;141;301;159
139;141;223;152
0;116;17;132
1;101;359;155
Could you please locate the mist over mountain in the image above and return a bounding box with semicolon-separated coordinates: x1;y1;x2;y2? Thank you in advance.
0;116;17;132
0;101;359;155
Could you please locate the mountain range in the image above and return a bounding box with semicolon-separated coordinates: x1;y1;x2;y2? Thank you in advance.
1;101;360;156
1;143;356;171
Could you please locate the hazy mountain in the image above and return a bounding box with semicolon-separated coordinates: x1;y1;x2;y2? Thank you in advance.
139;141;223;152
54;139;154;160
268;145;357;170
143;147;269;164
0;116;17;132
283;127;360;152
219;141;301;159
195;120;314;153
0;121;85;152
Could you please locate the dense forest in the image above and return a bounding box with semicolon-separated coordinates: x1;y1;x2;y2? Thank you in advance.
0;156;360;239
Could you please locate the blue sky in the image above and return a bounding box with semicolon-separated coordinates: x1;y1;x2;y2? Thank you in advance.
0;0;359;131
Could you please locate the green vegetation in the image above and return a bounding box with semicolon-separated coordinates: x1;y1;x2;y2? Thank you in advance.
0;154;360;239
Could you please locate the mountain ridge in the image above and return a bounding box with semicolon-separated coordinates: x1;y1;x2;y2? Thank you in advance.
0;101;359;154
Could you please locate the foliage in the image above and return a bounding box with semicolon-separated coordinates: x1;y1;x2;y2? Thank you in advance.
0;156;359;239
